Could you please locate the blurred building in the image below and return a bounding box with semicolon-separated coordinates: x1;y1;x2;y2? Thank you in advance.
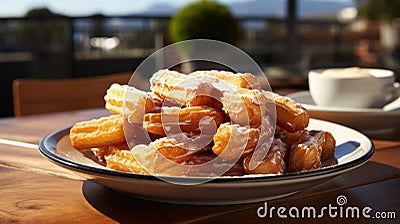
0;1;398;117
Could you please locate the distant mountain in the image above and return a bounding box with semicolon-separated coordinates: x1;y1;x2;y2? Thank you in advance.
139;0;355;18
141;3;177;16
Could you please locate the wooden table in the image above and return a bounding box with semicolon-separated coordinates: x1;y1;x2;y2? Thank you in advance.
0;108;399;223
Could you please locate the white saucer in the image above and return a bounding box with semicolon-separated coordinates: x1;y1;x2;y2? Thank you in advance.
287;91;400;134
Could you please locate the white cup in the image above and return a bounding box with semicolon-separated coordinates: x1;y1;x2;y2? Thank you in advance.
308;67;400;108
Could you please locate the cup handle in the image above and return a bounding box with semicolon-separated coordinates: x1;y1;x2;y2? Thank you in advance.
393;82;400;99
383;82;400;111
383;82;400;103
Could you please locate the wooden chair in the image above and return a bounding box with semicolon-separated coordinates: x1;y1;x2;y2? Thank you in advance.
12;72;133;117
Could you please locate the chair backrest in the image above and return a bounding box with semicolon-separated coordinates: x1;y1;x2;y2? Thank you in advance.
12;72;132;117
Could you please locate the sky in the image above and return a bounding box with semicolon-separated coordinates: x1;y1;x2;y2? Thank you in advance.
0;0;246;17
0;0;354;18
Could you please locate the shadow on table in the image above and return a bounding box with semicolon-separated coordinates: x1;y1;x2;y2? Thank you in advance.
193;162;399;224
81;181;248;223
364;128;400;141
81;161;399;223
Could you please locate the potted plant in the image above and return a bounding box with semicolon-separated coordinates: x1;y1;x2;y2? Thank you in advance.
169;0;240;44
168;0;240;71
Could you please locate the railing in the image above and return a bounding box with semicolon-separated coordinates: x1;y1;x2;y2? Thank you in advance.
0;14;384;117
0;15;367;77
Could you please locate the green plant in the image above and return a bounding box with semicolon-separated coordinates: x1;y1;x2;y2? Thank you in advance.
357;0;400;21
168;0;240;44
16;8;67;48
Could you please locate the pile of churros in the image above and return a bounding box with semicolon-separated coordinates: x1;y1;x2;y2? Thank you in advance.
69;69;336;177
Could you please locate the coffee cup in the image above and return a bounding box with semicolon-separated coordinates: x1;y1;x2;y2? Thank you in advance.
308;67;400;108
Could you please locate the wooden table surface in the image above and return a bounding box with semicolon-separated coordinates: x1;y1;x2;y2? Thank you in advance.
0;108;398;223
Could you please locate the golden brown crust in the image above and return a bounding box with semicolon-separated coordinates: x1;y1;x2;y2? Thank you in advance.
189;70;261;90
91;142;129;162
263;90;310;132
69;69;337;176
104;83;154;124
104;83;125;114
321;131;336;161
105;149;148;174
143;106;226;135
151;137;195;163
222;88;267;127
183;152;245;176
149;69;213;106
288;130;325;172
148;92;164;108
212;122;260;160
275;126;303;146
244;138;288;175
69;114;125;149
129;134;213;174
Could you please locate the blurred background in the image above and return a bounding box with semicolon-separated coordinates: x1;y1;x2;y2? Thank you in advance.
1;0;399;117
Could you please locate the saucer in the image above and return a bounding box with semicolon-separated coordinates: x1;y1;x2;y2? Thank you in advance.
287;91;400;134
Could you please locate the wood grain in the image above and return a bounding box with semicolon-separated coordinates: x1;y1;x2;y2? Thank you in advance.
0;108;110;144
0;166;115;223
0;144;82;180
0;107;398;223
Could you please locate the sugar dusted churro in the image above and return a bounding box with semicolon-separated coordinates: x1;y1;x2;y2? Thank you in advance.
69;114;125;149
143;106;226;135
263;90;309;132
221;88;267;127
104;83;154;124
244;138;288;175
212;122;260;160
288;130;335;172
189;70;261;90
69;68;337;177
105;149;147;174
150;69;213;106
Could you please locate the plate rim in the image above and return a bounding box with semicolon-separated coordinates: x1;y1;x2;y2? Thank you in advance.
38;119;375;184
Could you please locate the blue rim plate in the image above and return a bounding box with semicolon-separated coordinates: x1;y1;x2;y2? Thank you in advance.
39;119;374;205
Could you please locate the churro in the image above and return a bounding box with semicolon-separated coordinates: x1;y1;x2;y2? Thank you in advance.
221;88;268;127
91;142;129;162
104;83;154;124
263;90;310;132
183;151;245;176
143;106;226;135
130;133;213;174
189;70;261;90
105;149;147;174
150;69;213;106
288;130;335;172
69;114;125;149
69;69;337;177
244;138;288;174
275;126;303;146
212;122;260;160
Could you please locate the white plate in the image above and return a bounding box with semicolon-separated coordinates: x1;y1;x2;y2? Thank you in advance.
287;91;400;134
39;119;374;205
